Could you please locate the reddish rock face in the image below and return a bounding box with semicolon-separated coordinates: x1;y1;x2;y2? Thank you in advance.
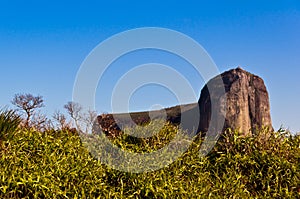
199;67;273;136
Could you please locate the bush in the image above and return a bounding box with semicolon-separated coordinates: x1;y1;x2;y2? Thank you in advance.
206;128;300;198
0;123;299;198
0;108;21;140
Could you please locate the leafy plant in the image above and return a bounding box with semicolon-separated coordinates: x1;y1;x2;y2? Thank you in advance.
0;123;299;198
0;108;21;140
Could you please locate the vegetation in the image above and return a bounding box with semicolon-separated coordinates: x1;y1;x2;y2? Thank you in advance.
11;94;44;128
0;109;21;140
0;93;299;198
0;114;299;198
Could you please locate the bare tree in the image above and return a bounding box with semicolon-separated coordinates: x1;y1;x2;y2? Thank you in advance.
64;101;82;130
31;111;52;132
11;93;44;128
53;110;72;131
64;102;98;134
83;109;97;133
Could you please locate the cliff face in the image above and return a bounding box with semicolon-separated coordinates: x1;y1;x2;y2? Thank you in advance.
199;67;272;136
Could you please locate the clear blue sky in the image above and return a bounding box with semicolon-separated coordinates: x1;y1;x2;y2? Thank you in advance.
0;1;299;132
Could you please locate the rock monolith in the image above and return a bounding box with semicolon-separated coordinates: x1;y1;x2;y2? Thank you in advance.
198;67;272;136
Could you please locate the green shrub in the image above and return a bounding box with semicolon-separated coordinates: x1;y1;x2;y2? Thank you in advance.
0;123;299;198
0;108;21;140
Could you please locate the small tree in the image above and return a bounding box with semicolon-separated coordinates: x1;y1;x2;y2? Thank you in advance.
64;102;97;133
83;109;97;133
53;110;72;131
31;111;52;132
11;93;44;128
64;101;82;130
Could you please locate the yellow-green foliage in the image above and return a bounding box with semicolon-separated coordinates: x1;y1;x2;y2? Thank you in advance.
0;123;299;198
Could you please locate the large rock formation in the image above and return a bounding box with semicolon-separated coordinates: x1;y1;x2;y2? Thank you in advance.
199;67;272;136
95;67;273;137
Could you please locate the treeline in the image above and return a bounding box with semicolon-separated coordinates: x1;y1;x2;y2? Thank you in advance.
1;93;96;134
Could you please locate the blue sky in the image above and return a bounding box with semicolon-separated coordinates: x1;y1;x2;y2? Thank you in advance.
0;1;300;132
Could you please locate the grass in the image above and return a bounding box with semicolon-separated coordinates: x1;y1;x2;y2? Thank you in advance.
0;118;299;198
